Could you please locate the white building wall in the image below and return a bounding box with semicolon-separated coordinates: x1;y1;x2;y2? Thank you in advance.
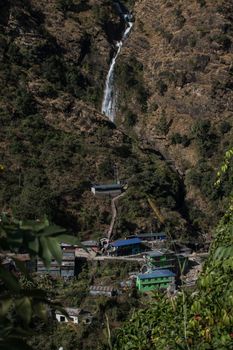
55;313;79;324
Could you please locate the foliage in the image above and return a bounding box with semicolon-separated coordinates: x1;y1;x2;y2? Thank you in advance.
56;0;74;13
115;57;149;113
0;216;78;349
156;115;170;135
219;121;231;135
170;133;190;147
113;213;233;349
191;120;219;157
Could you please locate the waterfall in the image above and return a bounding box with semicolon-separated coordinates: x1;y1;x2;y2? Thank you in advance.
101;20;133;122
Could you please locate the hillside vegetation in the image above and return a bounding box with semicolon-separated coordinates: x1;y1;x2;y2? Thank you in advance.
0;0;204;241
113;208;233;349
115;0;233;232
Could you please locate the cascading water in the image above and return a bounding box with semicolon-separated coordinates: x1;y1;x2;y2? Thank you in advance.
101;19;133;122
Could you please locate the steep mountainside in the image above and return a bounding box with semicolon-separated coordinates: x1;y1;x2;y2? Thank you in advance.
115;0;233;232
0;0;188;241
0;0;232;241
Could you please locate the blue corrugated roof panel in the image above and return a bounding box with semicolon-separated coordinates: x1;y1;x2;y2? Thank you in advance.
92;184;122;191
111;237;142;247
138;269;175;280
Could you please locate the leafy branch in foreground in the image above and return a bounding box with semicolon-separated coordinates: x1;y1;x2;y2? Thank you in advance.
0;215;79;350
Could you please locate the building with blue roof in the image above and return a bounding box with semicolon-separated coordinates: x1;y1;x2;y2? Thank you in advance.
110;237;145;256
136;269;175;292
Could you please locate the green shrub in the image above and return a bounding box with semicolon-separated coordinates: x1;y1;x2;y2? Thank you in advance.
14;89;37;117
170;133;190;147
197;0;206;7
192;120;219;157
156;80;168;96
156;115;170;135
56;0;74;12
220;121;231;135
125;110;137;127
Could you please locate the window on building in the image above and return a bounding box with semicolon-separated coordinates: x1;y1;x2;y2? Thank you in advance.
70;317;74;322
60;316;65;322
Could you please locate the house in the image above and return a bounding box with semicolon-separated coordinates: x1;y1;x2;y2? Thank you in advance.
91;184;123;197
55;308;93;325
144;250;175;270
89;285;119;297
136;269;175;292
136;232;167;242
37;248;76;278
56;307;80;324
61;249;76;278
109;237;144;256
1;254;36;273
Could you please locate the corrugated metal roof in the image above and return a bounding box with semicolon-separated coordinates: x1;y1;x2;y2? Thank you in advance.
146;251;163;257
138;269;175;280
56;307;81;317
81;240;98;247
90;285;115;292
92;184;122;191
111;237;142;247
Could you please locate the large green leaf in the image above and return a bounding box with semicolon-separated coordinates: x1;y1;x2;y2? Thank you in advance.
46;237;62;264
33;302;48;322
12;257;29;277
28;237;39;253
38;225;66;237
0;298;13;316
19;218;49;232
39;236;52;268
15;297;32;324
0;266;20;292
57;234;80;245
0;338;32;350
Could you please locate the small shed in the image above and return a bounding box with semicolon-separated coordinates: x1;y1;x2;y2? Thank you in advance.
91;184;123;197
55;307;80;324
89;285;118;297
55;308;93;325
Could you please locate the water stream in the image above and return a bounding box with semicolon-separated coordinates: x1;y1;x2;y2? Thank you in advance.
101;19;133;122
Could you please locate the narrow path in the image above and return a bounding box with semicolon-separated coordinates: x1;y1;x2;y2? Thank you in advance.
93;255;144;262
107;191;126;242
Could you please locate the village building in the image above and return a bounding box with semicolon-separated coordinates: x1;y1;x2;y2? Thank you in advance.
91;184;123;197
89;285;119;297
136;269;175;292
37;248;76;278
109;237;145;256
55;308;93;325
81;240;99;248
144;250;176;270
136;232;167;242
